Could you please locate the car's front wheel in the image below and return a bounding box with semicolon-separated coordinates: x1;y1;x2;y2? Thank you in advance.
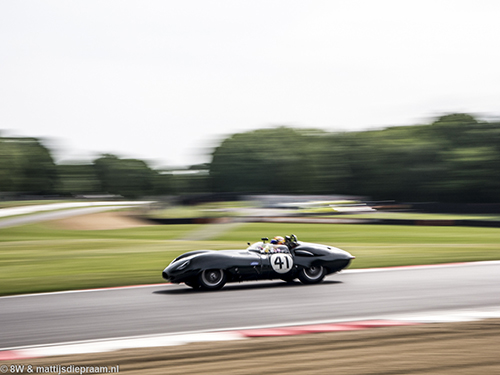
198;269;227;290
298;265;325;284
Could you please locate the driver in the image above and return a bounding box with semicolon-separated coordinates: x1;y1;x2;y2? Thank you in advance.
262;236;287;254
270;236;285;245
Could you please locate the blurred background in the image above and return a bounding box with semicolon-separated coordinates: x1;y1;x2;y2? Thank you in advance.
1;113;500;205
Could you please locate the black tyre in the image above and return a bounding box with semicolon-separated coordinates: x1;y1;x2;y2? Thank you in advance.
198;269;227;290
298;265;325;284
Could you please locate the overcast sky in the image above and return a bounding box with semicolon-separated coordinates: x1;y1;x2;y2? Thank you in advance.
1;1;499;168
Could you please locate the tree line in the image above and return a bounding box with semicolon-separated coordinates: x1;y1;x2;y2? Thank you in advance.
1;113;499;203
0;139;199;199
210;113;500;203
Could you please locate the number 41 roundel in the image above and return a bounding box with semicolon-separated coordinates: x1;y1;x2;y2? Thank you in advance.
270;253;293;274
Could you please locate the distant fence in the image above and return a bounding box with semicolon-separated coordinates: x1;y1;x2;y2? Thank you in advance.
145;217;230;225
252;217;500;228
411;203;500;214
143;216;500;228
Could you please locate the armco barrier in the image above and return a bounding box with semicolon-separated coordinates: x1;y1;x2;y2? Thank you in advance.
145;217;221;225
142;216;500;228
243;217;500;228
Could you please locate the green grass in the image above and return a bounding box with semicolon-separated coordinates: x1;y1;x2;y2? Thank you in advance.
0;224;207;295
1;222;500;296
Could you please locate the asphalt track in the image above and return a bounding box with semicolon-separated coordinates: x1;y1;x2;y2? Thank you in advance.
1;261;499;350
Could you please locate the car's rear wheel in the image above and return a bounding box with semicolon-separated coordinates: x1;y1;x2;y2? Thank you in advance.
298;265;325;284
198;269;227;290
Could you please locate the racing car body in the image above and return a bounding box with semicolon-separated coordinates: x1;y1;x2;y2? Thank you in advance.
162;235;355;290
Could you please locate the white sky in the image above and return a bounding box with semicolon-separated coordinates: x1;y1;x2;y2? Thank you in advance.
1;0;499;168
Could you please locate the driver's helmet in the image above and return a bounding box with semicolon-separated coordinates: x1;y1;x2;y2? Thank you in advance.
271;236;285;245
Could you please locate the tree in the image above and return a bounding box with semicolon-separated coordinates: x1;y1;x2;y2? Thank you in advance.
0;136;57;194
56;163;100;196
93;154;156;198
210;127;316;193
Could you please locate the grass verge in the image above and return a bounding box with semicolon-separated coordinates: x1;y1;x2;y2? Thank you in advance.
1;222;499;296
